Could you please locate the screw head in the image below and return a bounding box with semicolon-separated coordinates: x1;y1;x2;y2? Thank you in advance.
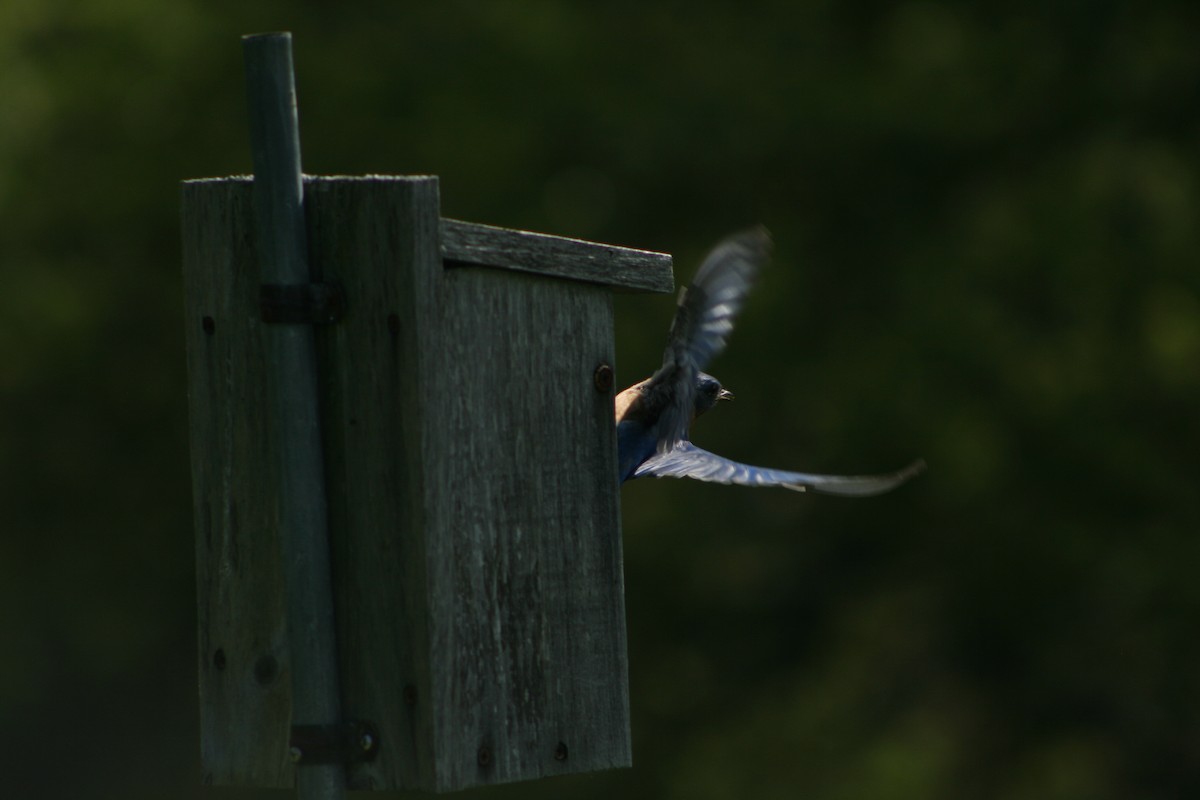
593;363;614;393
360;732;375;752
289;746;303;764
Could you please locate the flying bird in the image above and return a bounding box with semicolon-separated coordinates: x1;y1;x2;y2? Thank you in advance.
615;227;924;495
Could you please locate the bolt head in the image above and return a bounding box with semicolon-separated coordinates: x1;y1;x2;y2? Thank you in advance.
593;363;614;393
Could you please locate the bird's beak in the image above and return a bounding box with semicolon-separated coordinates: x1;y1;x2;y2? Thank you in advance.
718;388;734;402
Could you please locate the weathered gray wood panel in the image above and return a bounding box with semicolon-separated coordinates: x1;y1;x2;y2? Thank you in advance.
442;217;673;294
424;255;630;791
182;178;294;788
304;177;441;791
184;175;634;793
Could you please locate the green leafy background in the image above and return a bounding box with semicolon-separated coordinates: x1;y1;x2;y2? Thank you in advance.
3;2;1199;797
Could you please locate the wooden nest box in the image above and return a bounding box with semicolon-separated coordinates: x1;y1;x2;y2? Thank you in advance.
181;174;673;792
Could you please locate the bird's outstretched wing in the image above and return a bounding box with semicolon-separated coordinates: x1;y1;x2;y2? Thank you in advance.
633;441;926;497
654;227;771;451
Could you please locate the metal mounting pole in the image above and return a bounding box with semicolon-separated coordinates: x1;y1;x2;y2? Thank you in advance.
242;32;345;800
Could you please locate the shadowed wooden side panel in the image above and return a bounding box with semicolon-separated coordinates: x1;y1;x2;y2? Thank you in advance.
305;176;441;791
424;265;630;790
182;179;293;788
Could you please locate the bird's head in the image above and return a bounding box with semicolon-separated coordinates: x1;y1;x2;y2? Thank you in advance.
693;371;734;418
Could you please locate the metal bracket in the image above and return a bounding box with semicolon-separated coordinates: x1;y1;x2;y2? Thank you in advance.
260;282;345;324
288;720;380;765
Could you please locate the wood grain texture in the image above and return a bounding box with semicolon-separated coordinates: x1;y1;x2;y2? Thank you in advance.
442;217;674;294
182;177;294;788
422;249;631;792
304;176;441;791
184;176;635;793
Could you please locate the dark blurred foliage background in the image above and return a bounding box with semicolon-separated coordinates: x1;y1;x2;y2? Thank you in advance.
3;1;1199;798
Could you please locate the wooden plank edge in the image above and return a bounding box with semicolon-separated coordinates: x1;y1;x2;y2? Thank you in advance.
440;218;674;294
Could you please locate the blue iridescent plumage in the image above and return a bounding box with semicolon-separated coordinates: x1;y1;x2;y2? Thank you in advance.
615;227;923;495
